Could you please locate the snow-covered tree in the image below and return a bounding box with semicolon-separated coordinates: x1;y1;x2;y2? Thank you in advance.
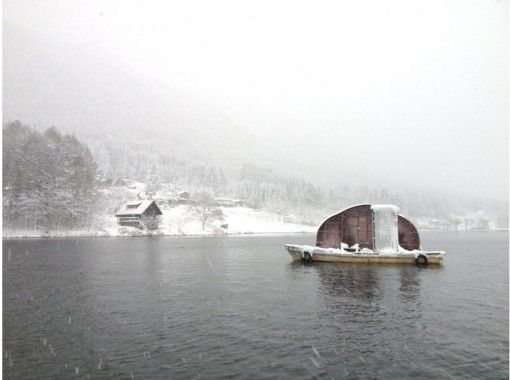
146;164;160;199
188;191;224;230
3;122;97;232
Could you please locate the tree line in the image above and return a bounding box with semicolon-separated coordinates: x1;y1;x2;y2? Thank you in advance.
83;131;507;223
4;121;505;233
3;121;97;232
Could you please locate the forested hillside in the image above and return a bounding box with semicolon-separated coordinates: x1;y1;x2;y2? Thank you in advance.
85;127;508;228
3;121;508;235
3;121;97;231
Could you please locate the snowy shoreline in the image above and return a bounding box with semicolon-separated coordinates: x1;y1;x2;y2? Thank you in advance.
3;205;318;239
2;231;316;239
3;228;505;240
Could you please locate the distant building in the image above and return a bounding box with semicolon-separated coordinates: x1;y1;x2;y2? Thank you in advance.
115;200;163;230
214;197;244;207
177;191;191;204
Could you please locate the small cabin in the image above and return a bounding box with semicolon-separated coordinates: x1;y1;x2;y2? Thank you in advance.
214;197;244;207
177;191;191;204
316;204;420;251
115;200;163;230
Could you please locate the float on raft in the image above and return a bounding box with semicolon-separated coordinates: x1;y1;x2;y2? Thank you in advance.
285;204;445;266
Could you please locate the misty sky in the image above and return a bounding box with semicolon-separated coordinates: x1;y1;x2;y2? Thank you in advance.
3;0;508;201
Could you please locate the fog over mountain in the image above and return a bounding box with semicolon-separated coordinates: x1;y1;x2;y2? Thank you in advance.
3;23;258;168
3;0;508;202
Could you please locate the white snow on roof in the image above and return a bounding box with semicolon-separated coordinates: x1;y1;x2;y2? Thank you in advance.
115;200;161;216
370;204;401;213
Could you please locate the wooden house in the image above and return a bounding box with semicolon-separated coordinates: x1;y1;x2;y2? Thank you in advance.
115;200;163;230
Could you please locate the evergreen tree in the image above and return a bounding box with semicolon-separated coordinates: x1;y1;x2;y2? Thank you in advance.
3;122;98;232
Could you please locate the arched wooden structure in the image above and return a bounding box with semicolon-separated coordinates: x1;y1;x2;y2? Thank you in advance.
397;215;420;251
316;204;420;251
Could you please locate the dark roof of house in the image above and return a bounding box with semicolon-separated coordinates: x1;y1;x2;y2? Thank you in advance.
115;200;163;217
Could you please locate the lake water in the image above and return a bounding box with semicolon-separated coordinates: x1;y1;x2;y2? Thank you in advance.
3;232;508;379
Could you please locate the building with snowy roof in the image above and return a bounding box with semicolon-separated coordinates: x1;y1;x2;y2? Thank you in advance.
115;200;163;230
214;197;244;207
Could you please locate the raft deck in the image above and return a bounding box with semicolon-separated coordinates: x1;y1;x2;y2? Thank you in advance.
285;244;445;265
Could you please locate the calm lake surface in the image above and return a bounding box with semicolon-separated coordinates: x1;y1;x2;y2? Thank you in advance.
3;232;508;379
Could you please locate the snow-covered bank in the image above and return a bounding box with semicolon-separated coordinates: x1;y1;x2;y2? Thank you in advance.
3;206;317;238
2;229;113;238
158;205;316;235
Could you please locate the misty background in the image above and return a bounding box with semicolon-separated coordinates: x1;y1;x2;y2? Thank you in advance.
3;0;509;233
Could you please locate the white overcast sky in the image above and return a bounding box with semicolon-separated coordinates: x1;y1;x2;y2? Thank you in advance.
3;0;509;200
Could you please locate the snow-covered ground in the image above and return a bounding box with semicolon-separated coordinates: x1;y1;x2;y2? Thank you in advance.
3;205;317;238
161;205;316;235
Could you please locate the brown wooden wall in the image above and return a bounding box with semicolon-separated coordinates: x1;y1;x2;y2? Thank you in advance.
316;205;420;251
316;205;373;249
397;216;420;251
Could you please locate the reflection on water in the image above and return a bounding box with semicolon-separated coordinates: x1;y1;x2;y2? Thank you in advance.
295;261;433;302
398;265;420;299
313;262;381;301
3;232;509;379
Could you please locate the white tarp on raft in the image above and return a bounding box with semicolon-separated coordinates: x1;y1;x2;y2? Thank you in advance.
371;204;400;253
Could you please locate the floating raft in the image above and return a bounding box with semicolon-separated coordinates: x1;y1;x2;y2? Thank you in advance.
285;204;446;266
285;244;445;265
